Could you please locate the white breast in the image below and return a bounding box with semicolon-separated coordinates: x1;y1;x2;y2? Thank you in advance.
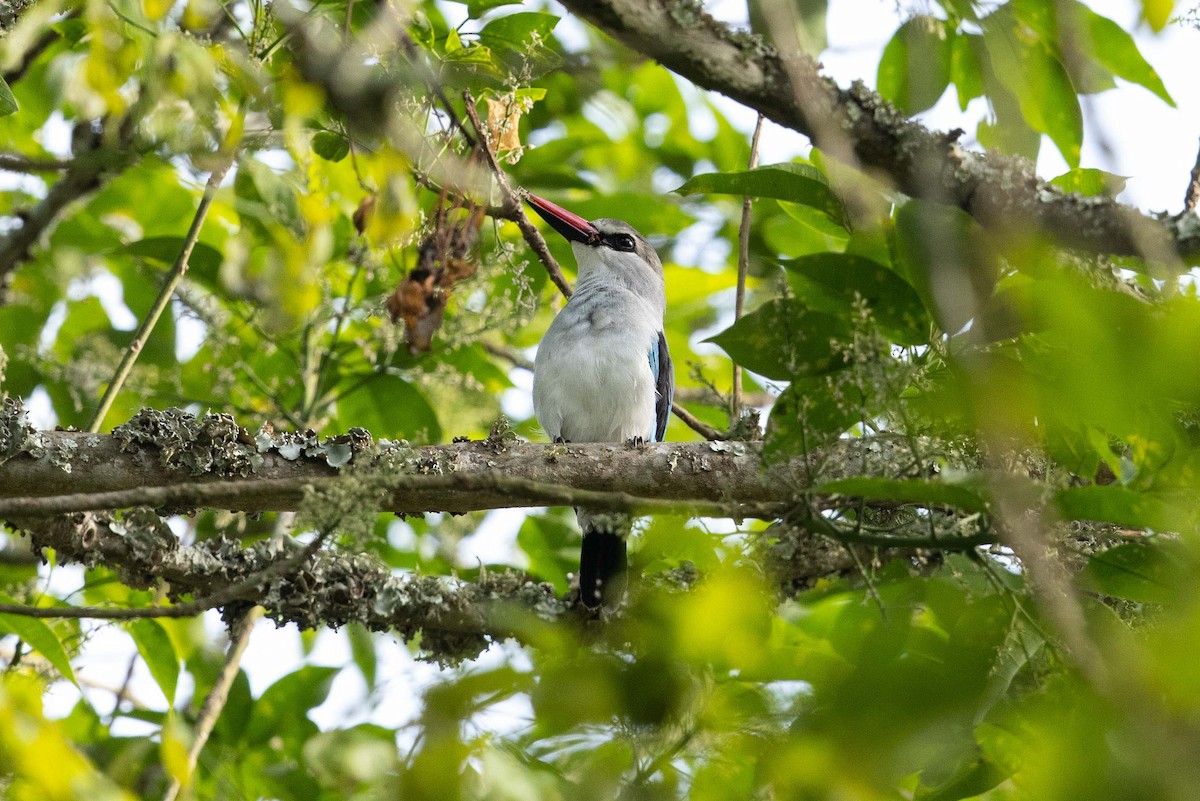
533;287;660;443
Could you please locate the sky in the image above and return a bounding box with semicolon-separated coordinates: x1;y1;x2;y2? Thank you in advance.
21;0;1200;742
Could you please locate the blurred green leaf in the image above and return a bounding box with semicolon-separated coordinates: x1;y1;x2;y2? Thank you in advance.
245;665;338;746
477;12;559;51
126;236;224;286
675;163;843;222
892;199;998;334
748;0;828;55
1139;0;1174;31
1082;540;1189;605
335;372;443;443
128;619;179;704
311;131;350;162
1083;7;1173;105
877;16;953;113
0;594;78;686
915;747;1008;801
1055;486;1186;532
467;0;523;17
516;515;575;592
304;725;399;790
346;623;378;692
0;77;16;117
980;8;1083;167
949;30;983;110
818;476;989;514
781;253;929;345
1049;168;1127;197
707;299;849;380
765;374;859;454
635;517;720;574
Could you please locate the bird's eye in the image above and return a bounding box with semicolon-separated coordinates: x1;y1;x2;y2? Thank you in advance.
609;234;636;251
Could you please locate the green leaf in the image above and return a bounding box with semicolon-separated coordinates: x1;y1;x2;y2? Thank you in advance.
1055;485;1184;532
477;11;559;51
817;476;989;514
346;623;378;692
53;297;112;363
949;32;983;110
516;515;576;592
1085;8;1174;105
0;594;78;686
126;237;224;286
938;0;979;21
0;77;16;117
877;16;953;113
1139;0;1174;31
781;253;930;345
304;726;399;789
636;517;720;574
129;619;180;704
915;747;1008;801
764;375;859;454
980;10;1083;167
245;665;339;746
706;299;850;380
675;163;843;222
311;131;350;162
467;0;522;17
748;0;827;55
763;204;849;258
1049;168;1127;197
235;156;301;232
1082;540;1189;604
891;200;998;334
335;372;443;443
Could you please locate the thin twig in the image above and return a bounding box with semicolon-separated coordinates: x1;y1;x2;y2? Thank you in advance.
482;341;535;372
399;32;476;151
161;606;261;801
0;530;330;621
160;514;295;801
461;89;574;298
0;153;73;173
1;7;80;85
732;113;765;421
86;158;233;433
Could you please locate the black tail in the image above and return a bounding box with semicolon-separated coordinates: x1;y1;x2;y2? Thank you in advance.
579;524;627;610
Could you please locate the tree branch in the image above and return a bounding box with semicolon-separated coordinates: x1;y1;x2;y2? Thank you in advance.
0;118;138;296
9;509;571;661
0;416;808;517
555;0;1198;265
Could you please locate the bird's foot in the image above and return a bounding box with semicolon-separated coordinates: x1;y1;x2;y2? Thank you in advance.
625;435;646;448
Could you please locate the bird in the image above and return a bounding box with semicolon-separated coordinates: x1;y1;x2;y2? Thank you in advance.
525;192;674;610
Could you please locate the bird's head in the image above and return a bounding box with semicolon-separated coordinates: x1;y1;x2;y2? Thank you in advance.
526;193;663;285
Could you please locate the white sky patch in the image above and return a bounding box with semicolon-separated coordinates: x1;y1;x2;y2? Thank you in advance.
456;507;531;567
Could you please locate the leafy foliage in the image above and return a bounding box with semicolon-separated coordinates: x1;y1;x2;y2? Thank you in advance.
1;0;1199;799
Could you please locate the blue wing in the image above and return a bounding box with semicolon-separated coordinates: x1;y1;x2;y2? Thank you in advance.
649;331;674;442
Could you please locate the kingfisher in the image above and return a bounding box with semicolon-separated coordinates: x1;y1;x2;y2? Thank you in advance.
525;193;674;610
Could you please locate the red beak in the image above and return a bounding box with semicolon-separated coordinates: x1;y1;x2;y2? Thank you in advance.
526;193;600;246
